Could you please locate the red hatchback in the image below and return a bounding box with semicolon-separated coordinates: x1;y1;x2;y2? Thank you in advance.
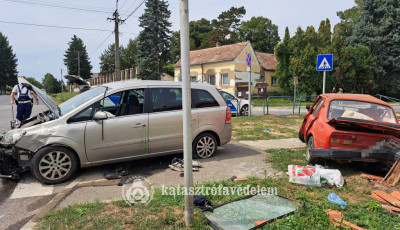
299;94;400;164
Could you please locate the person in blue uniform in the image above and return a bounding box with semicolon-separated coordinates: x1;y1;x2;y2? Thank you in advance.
10;76;39;122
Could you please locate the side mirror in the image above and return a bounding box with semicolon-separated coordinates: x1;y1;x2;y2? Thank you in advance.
93;111;108;120
306;104;310;111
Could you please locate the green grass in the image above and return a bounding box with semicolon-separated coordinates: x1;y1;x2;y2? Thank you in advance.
232;114;304;141
252;97;316;107
50;92;78;105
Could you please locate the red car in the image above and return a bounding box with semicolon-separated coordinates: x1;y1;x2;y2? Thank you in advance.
299;94;400;164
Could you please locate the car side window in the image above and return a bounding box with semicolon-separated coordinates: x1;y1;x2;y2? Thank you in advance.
221;91;235;100
312;98;325;116
194;89;220;108
68;105;94;123
116;89;145;116
151;88;182;112
100;92;123;115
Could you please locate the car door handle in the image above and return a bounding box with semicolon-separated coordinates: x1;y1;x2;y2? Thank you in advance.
133;123;146;128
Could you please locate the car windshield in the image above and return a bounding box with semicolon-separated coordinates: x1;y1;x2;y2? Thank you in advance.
328;100;397;124
59;86;107;116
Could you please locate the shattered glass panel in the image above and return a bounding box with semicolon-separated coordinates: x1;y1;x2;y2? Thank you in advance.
205;194;297;230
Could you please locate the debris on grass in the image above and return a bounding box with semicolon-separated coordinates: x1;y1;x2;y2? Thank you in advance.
326;209;366;230
328;193;347;209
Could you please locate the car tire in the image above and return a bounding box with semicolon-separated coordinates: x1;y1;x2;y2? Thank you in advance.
30;146;78;184
306;136;316;164
193;133;217;159
299;127;305;143
240;105;249;116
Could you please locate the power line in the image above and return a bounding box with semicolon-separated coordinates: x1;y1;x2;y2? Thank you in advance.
0;20;135;34
2;0;114;14
123;0;146;22
89;32;113;56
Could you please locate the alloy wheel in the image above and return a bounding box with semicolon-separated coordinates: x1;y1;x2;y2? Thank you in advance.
38;151;72;181
196;136;216;158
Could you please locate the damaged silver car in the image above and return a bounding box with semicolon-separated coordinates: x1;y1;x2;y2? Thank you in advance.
0;77;232;184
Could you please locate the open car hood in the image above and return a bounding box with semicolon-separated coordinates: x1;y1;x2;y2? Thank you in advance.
64;75;90;86
328;117;400;137
18;77;60;118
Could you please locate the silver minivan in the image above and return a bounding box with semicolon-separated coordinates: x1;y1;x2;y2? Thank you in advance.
0;78;232;184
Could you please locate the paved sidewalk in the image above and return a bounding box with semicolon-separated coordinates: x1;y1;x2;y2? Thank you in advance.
239;138;306;150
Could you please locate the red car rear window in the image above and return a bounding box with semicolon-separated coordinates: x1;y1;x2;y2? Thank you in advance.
327;100;397;124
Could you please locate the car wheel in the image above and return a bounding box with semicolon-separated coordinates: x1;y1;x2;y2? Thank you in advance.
306;136;316;164
299;127;305;142
30;146;78;184
193;133;217;159
240;105;249;116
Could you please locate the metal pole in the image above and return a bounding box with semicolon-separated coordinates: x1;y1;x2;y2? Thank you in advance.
323;71;326;94
263;99;265;115
248;66;251;117
114;0;121;81
180;0;193;226
293;78;296;114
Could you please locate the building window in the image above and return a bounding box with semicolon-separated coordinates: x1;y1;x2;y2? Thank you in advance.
222;74;229;85
191;76;197;82
209;75;215;85
271;76;278;86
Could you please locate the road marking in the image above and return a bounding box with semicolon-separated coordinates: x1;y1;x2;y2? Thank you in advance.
10;176;53;199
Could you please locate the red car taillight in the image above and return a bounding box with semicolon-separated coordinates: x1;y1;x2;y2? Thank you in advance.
330;132;357;147
225;108;231;124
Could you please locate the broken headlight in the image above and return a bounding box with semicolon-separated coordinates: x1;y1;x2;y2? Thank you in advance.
0;129;27;145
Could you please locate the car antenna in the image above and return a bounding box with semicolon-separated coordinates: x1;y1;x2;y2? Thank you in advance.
101;86;108;140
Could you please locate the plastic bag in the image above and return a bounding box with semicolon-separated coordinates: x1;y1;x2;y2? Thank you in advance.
328;193;347;209
288;165;321;187
319;169;344;188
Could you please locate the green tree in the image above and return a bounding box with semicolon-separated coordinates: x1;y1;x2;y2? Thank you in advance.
211;6;246;45
0;32;18;91
340;45;374;93
136;0;172;80
275;27;292;94
63;35;92;79
351;0;400;96
121;39;138;71
99;44;117;76
26;77;43;89
239;16;280;53
42;73;61;94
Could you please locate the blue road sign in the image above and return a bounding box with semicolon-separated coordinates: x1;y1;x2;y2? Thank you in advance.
316;54;333;71
246;53;251;67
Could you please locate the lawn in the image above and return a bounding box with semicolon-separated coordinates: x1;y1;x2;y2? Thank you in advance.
37;148;400;230
50;92;78;105
231;114;304;141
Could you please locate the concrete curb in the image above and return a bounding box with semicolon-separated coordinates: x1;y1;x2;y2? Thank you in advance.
20;177;121;229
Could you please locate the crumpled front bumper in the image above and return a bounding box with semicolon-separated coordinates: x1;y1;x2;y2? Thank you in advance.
0;145;25;179
310;148;400;163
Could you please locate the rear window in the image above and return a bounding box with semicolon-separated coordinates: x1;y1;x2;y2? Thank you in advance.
328;100;397;124
193;89;220;108
151;88;182;112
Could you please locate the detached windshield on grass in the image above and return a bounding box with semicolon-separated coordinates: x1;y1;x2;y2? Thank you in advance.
59;87;107;116
328;100;397;124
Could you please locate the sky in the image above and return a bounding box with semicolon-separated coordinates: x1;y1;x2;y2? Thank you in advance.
0;0;356;83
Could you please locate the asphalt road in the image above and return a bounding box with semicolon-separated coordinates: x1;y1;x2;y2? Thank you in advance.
0;95;48;132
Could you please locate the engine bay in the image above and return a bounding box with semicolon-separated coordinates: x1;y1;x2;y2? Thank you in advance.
16;110;56;129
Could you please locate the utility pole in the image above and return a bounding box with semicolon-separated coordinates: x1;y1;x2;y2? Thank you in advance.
60;69;63;92
76;51;81;76
108;0;125;81
180;0;194;226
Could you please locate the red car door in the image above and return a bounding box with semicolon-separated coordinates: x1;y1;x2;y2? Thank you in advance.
303;96;325;141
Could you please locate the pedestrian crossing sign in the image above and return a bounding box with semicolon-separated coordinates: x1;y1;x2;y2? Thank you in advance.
316;54;333;71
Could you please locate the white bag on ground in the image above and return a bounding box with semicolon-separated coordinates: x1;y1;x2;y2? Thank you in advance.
319;169;344;188
288;165;321;187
